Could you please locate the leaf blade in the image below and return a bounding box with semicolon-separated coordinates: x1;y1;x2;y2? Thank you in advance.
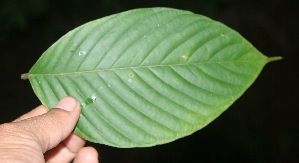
27;8;278;147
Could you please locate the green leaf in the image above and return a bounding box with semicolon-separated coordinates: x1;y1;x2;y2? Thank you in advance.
25;8;281;147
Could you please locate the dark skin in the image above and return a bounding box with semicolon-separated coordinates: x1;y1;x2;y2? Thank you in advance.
0;97;99;162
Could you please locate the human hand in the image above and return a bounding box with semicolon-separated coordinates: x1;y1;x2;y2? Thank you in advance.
0;97;99;163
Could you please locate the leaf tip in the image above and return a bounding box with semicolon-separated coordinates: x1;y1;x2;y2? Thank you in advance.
21;73;29;80
267;56;283;63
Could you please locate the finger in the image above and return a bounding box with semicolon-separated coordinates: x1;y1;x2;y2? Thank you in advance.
73;147;99;163
45;133;86;162
12;96;81;152
14;105;48;122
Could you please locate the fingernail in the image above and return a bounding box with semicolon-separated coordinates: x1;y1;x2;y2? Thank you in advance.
55;97;78;112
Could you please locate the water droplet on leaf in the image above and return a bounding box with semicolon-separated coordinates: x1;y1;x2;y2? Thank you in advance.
91;94;97;102
79;51;87;56
81;94;98;107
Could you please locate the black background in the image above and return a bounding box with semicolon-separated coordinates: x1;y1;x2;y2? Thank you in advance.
0;0;298;162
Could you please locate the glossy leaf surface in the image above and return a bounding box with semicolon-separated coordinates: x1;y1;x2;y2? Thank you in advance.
26;8;280;147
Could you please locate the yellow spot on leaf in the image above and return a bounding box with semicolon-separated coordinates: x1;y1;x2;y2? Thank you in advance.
180;55;188;59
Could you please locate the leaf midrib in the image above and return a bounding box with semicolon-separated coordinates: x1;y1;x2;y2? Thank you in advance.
29;60;264;77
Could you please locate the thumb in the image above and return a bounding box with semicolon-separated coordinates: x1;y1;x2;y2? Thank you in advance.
14;97;81;152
